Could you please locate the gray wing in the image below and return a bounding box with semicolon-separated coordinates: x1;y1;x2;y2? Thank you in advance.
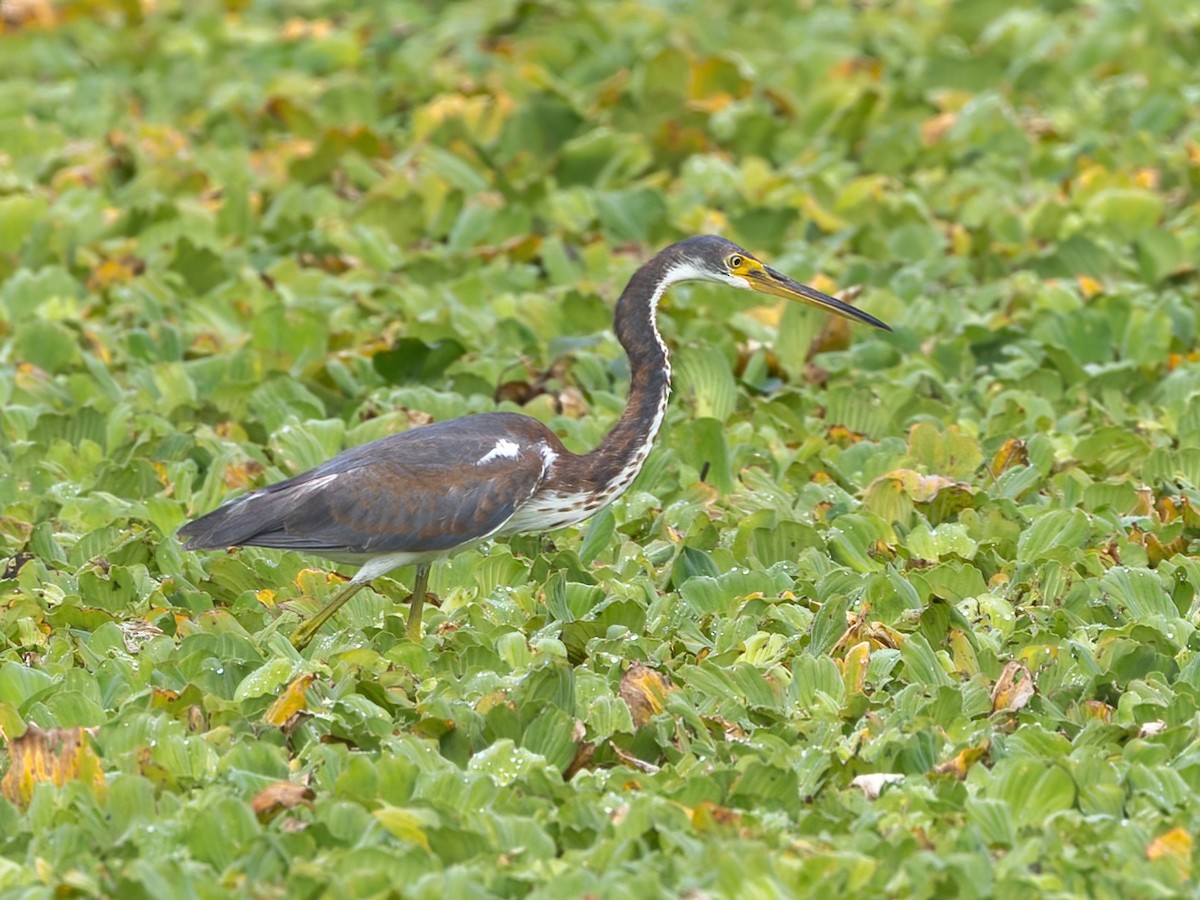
178;413;555;556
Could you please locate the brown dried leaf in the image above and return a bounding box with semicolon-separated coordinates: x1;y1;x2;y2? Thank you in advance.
563;736;595;781
251;781;314;821
921;112;957;146
1;0;55;31
701;715;748;742
610;743;660;775
494;380;538;405
557;386;589;419
991;661;1035;713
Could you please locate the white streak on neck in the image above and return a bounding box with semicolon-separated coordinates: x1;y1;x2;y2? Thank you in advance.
538;443;558;476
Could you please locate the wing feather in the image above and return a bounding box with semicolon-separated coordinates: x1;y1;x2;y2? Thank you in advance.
179;413;555;557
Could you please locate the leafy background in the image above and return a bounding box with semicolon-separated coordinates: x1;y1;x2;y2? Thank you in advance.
2;0;1200;895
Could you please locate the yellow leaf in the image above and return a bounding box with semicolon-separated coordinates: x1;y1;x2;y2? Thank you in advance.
0;0;55;32
1076;159;1108;190
1081;700;1113;722
373;806;434;850
1134;168;1160;189
264;673;315;727
697;209;730;235
1077;275;1104;298
688;55;750;111
829;57;883;81
801;196;848;233
619;663;675;728
744;304;782;328
932;741;990;779
839;641;871;695
222;458;264;491
281;17;333;40
0;725;106;806
989;438;1030;477
949;222;971;257
826;424;865;446
294;568;339;594
949;629;980;677
1147;827;1192;880
87;257;143;291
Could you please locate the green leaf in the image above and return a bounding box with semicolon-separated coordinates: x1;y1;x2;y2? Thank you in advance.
373;806;439;850
233;659;298;702
372;338;466;385
900;633;952;687
1085;189;1164;241
672;545;721;587
0;195;48;253
675;346;737;423
1016;509;1090;561
13;320;81;372
594;188;666;241
676;417;737;493
578;505;616;565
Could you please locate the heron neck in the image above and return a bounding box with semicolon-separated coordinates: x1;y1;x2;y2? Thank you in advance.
570;253;676;495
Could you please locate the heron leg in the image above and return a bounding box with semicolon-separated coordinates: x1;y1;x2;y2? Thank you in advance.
290;580;367;650
405;563;431;642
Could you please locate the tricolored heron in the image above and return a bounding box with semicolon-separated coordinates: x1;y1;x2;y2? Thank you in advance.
179;235;890;648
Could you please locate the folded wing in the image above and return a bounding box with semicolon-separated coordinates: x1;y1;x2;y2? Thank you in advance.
178;413;553;557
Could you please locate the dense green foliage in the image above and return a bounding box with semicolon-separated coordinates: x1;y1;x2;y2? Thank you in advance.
2;0;1200;895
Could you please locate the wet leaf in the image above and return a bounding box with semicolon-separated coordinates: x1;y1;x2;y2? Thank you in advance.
5;1;1200;893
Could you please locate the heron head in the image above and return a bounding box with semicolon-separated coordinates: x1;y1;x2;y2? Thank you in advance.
671;235;891;331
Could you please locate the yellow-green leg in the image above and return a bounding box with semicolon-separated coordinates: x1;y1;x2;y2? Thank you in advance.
291;580;367;649
290;563;431;650
405;563;430;643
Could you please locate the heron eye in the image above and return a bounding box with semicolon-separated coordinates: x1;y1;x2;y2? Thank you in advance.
728;255;744;269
